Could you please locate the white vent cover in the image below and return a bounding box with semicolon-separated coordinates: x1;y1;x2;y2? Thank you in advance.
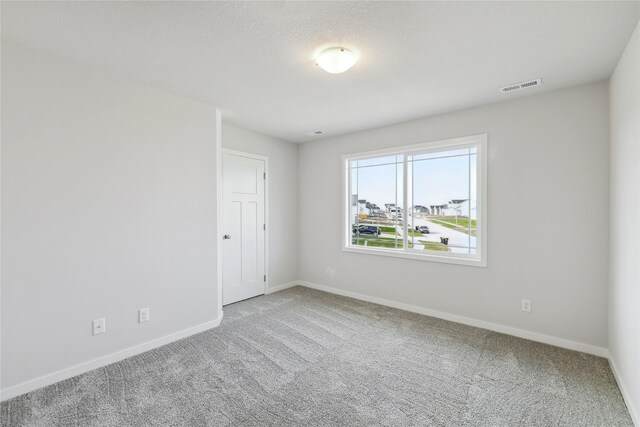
500;79;542;93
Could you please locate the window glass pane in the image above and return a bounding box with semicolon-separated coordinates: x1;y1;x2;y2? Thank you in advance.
350;156;404;250
345;138;483;265
408;149;476;254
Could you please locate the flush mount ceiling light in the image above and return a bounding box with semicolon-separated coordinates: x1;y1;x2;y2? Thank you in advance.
316;47;357;74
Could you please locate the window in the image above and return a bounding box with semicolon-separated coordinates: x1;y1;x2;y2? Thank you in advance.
343;134;487;266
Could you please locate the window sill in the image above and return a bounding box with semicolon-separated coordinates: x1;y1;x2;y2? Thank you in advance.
342;246;486;267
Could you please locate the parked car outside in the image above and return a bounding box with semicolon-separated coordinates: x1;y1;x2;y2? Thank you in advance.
353;225;381;237
415;225;430;234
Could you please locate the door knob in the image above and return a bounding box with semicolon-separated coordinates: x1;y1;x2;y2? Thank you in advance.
223;234;231;240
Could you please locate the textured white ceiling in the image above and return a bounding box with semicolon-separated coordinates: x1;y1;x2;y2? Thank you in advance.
2;1;639;142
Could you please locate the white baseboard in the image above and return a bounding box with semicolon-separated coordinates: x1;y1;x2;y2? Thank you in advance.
0;312;225;402
609;354;639;426
298;281;609;358
265;281;299;294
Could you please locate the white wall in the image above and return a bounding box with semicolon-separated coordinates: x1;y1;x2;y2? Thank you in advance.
609;21;640;425
221;123;298;289
1;44;221;395
299;82;610;352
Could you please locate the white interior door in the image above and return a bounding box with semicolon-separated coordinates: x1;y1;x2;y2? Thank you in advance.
222;152;266;305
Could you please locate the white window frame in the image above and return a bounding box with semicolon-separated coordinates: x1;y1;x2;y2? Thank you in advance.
342;134;487;267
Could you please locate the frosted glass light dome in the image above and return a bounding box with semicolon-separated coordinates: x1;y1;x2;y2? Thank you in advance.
316;47;357;74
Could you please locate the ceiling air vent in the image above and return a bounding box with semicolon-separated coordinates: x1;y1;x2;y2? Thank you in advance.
500;78;542;94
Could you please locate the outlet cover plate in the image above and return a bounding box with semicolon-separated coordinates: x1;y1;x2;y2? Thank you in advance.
139;307;150;323
93;318;106;335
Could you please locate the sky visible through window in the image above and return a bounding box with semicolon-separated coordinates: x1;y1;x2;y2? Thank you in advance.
351;149;476;214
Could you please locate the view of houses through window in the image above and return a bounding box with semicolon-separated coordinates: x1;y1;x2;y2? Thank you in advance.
348;143;480;258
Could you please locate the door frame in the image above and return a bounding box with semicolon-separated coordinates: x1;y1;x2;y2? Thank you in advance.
220;148;269;300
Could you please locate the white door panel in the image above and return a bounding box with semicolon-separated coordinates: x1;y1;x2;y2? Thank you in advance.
222;153;265;305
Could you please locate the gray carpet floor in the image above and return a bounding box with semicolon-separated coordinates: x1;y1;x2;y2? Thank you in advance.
1;286;633;426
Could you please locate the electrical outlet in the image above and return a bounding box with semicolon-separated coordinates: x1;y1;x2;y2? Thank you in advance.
521;299;531;313
139;307;150;323
326;266;336;277
93;318;106;335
